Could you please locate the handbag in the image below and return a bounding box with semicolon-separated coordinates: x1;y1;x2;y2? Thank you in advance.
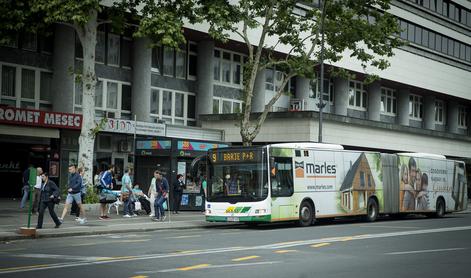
99;191;117;203
121;191;130;201
134;201;142;211
52;195;61;204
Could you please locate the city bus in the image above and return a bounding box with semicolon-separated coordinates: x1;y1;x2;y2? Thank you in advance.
192;143;468;226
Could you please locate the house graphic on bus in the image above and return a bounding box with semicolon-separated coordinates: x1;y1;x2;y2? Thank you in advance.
340;153;377;213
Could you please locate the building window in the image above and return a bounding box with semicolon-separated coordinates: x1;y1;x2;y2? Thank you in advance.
212;97;243;114
22;32;37;52
74;78;132;119
458;106;467;128
96;31;106;64
188;43;197;79
265;68;295;95
149;87;196;126
163;46;175;77
152;42;196;80
380;87;397;115
107;33;120;66
121;37;132;68
213;48;245;87
435;99;444;124
310;78;334;103
348;80;367;110
409;94;423;120
0;63;52;109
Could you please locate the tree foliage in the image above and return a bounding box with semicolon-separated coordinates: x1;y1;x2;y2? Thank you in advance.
199;0;404;145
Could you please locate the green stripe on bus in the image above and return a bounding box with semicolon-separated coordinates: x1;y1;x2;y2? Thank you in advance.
206;215;271;222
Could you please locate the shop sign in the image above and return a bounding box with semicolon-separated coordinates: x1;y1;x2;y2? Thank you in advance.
178;140;229;152
136;140;172;150
99;117;165;137
0;106;82;129
0;160;21;173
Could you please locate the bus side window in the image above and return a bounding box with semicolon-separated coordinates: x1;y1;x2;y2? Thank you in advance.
271;157;294;197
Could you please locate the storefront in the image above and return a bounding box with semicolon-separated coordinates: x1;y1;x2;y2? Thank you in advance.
135;138;229;211
0;106;82;198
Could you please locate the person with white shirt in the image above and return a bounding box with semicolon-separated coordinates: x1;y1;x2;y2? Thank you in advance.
32;167;43;214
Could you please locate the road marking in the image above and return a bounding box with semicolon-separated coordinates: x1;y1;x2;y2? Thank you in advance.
274;250;298;254
386;248;466;255
96;256;137;261
71;239;150;246
2;225;471;274
340;237;354;242
232;255;260;261
0;264;52;271
0;248;26;253
360;225;420;229
177;264;210;271
311;243;331;248
15;254;112;261
129;276;148;278
165;235;201;239
147;261;282;273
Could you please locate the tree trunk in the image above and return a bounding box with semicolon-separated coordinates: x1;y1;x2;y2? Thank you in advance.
76;10;98;186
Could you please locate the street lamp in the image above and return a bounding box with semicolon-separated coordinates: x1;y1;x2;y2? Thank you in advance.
317;0;327;143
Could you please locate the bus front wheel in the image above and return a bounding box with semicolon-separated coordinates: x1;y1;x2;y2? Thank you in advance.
298;201;313;227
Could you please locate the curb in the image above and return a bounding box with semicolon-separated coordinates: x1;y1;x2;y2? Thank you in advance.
0;221;242;242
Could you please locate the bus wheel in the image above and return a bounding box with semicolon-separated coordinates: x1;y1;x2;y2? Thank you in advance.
435;198;445;218
298;201;313;227
365;199;378;222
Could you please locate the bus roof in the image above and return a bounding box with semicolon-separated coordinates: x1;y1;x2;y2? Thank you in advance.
270;142;344;150
397;153;447;160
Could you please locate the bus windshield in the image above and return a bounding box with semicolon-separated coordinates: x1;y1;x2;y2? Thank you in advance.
207;148;268;202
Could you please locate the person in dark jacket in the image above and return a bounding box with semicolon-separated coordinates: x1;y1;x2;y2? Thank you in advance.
151;171;169;222
172;174;185;214
36;172;62;229
59;165;87;224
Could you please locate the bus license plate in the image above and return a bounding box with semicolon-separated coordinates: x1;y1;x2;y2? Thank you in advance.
227;217;239;222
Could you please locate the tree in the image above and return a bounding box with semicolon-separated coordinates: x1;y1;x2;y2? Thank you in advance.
0;0;196;185
200;0;404;146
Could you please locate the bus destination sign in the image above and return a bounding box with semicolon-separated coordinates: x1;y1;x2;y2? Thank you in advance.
210;150;261;163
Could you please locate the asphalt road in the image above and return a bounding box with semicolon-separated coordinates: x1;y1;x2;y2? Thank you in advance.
1;212;470;278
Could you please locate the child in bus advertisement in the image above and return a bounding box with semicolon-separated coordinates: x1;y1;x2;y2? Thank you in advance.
402;157;417;211
400;164;408;211
416;172;429;210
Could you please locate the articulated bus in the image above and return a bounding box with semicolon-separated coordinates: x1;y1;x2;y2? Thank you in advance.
194;143;468;226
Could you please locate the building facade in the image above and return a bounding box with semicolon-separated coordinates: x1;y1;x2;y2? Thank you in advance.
0;0;470;201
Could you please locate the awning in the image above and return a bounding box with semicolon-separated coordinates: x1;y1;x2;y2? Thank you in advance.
0;124;60;139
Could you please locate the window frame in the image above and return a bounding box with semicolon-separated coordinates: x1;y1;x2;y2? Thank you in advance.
213;48;245;88
458;106;467;129
380;87;397;116
434;99;445;124
149;86;196;126
212;96;243;114
409;93;424;121
348;80;368;111
309;78;334;104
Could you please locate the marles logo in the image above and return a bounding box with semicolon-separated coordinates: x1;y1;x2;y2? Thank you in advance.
306;162;337;175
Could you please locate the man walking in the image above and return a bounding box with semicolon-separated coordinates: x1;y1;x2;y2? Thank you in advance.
152;171;169;222
60;165;87;224
32;167;43;214
20;165;33;209
121;168;136;218
36;172;62;229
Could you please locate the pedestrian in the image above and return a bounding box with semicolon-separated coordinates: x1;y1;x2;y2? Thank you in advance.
20;165;33;209
99;165;114;220
121;168;136;218
201;175;207;214
151;171;169;222
32;167;43;214
36;172;62;229
59;165;87;224
71;167;87;219
148;171;158;217
172;174;184;214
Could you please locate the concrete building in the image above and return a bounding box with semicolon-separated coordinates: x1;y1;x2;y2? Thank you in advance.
0;0;470;203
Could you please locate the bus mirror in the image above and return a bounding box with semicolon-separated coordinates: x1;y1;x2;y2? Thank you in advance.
190;154;207;178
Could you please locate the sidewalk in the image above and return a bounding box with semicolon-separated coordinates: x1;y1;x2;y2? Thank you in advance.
0;199;236;241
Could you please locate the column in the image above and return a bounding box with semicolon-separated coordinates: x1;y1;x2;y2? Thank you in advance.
131;37;152;122
397;89;410;126
51;24;75;113
333;77;348;116
196;40;214;121
423;94;436;130
295;76;313;111
251;69;266;113
368;81;381;122
447;101;459;134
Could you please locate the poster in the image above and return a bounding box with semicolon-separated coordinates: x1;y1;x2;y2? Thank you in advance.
49;161;59;177
195;195;203;207
181;194;189;206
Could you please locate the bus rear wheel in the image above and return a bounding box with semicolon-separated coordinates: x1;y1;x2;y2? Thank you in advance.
365;199;378;222
298;201;313;227
435;198;445;218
